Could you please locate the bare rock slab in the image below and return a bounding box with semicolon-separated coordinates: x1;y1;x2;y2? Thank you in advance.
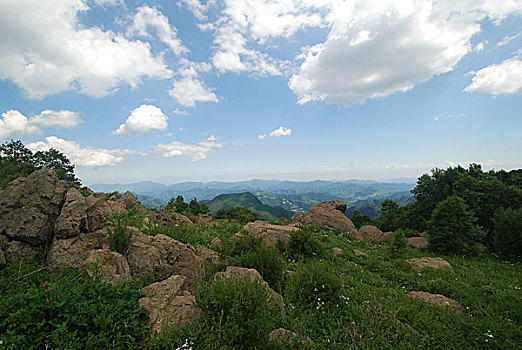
358;225;393;243
408;236;429;248
139;275;201;334
237;220;298;247
84;249;130;285
408;291;465;313
290;200;360;238
269;328;316;349
47;229;108;269
407;257;453;271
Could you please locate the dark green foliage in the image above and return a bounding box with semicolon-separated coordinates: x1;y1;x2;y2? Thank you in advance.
215;206;258;224
165;195;208;217
0;139;81;188
166;195;189;213
107;216;132;255
350;209;375;228
284;261;344;310
376;199;403;231
491;207;522;259
222;234;262;257
189;197;209;215
0;263;148;349
207;192;293;221
389;228;409;257
194;276;279;349
428;196;485;254
231;246;285;291
282;228;325;261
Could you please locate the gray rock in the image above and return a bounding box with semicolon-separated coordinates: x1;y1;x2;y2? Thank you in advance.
47;229;108;269
407;257;453;271
269;328;316;349
84;249;130;285
408;291;465;313
236;220;299;247
54;188;88;238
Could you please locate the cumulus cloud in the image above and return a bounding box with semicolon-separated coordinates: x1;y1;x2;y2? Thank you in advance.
27;136;127;166
114;104;168;135
464;57;522;95
127;5;188;55
169;77;219;107
259;126;292;140
155;138;223;161
0;109;82;140
0;0;171;99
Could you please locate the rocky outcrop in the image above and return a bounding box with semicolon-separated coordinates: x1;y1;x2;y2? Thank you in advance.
210;237;222;250
47;229;108;269
84;249;130;285
290;200;360;237
407;257;453;271
138;275;201;334
0;169;67;246
408;291;465;313
358;225;393;243
268;328;316;349
195;214;214;225
215;266;283;306
195;244;220;268
126;229;204;290
86;198;127;232
54;188;89;238
408;236;429;248
148;210;193;227
236;221;299;247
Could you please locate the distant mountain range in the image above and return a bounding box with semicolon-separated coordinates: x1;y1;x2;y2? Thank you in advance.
205;192;293;221
89;179;415;212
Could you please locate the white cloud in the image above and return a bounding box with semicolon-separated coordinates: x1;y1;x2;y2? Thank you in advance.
497;31;522;46
259;126;292;139
169;76;218;107
0;109;82;140
127;5;187;56
464;57;522;95
114;104;168;135
172;108;189;116
92;0;122;7
155;138;223;161
179;0;214;20
29;110;83;128
27;136;126;166
0;0;171;99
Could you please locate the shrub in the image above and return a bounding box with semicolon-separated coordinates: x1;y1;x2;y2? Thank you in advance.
0;263;148;349
389;228;409;257
222;234;262;257
284;261;343;310
107;218;132;255
194;276;279;349
282;228;325;261
428;196;485;254
231;246;285;291
491;207;522;259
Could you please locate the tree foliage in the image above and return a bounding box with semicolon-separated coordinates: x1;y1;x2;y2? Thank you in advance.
215;207;258;224
491;207;522;259
166;195;209;217
0;140;81;188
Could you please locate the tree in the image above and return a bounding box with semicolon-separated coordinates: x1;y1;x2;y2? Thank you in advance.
33;148;80;186
188;198;209;216
376;199;402;231
350;209;374;229
428;196;484;254
491;208;522;259
166;195;189;213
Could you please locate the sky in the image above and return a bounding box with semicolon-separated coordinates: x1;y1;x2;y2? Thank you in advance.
0;0;521;185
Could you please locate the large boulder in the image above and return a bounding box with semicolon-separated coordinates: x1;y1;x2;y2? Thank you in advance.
194;214;214;225
47;229;108;269
406;257;453;271
268;328;316;349
358;225;393;243
408;236;429;248
138;275;201;334
215;266;283;306
236;220;299;247
84;249;130;285
148;210;193;227
0;169;67;246
87;198;126;232
290;200;360;237
408;291;465;313
54;188;89;238
126;228;204;290
195;244;220;268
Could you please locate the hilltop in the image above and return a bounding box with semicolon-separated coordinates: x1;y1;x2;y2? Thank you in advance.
205;192;293;221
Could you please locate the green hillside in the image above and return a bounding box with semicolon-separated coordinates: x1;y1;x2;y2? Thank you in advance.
206;192;293;221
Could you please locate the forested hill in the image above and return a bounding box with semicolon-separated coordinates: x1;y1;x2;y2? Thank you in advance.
205;192;293;221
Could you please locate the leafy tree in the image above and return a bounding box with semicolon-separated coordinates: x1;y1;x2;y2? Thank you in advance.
188;197;209;216
33;148;80;185
491;208;522;259
166;195;189;213
428;196;485;254
215;207;257;224
376;199;402;231
350;209;374;229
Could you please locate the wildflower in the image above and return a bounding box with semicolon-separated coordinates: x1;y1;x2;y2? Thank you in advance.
43;281;49;287
46;299;49;303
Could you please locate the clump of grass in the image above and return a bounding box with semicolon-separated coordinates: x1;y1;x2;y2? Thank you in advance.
279;228;325;261
107;218;132;255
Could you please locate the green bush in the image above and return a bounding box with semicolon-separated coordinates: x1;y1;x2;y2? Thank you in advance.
284;261;343;310
389;228;409;257
282;228;325;261
222;234;262;257
491;207;522;259
194;276;279;349
0;263;148;349
107;218;132;255
231;246;285;292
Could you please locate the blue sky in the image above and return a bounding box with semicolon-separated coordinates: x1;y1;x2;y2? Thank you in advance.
0;0;521;185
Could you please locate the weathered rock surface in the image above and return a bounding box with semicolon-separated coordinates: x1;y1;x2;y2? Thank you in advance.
210;237;222;250
236;220;298;247
84;249;130;285
54;188;88;238
215;266;283;306
408;236;429;248
269;328;316;349
407;257;453;271
3;240;41;264
126;228;204;289
408;291;465;313
354;249;369;257
195;244;220;268
0;169;67;245
148;210;193;227
332;247;344;256
358;225;393;243
195;214;214;225
139;275;201;334
47;230;108;269
87;199;126;232
290;200;359;237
